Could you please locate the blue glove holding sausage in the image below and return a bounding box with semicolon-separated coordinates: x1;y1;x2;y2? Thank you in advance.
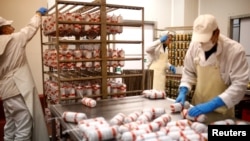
175;86;188;105
37;7;48;16
160;35;168;43
188;96;225;117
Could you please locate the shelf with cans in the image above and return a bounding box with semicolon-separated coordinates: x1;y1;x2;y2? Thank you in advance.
168;33;192;66
165;73;195;102
161;27;193;101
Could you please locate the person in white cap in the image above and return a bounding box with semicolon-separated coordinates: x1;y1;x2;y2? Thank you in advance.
146;32;176;91
175;14;249;118
0;7;49;141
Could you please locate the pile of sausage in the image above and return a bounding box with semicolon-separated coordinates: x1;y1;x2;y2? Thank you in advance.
42;13;123;38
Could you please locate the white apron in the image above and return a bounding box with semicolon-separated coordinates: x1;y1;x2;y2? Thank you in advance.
192;54;234;117
13;64;49;141
149;51;168;91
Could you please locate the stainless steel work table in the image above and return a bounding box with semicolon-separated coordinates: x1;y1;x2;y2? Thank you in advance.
49;96;237;141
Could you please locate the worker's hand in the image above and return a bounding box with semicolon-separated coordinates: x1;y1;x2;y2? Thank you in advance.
160;35;168;43
169;65;176;74
175;86;188;105
188;96;225;117
37;7;48;16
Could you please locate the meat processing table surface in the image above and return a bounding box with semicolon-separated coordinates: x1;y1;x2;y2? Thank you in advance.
49;96;237;141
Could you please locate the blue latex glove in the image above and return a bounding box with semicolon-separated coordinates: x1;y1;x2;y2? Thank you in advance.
37;7;48;16
175;86;188;105
188;96;225;117
169;65;176;74
160;35;168;43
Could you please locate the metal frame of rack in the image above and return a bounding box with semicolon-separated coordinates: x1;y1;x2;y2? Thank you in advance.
40;0;145;105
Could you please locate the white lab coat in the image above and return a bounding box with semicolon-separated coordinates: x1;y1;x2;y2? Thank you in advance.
146;39;172;90
146;39;171;69
180;34;249;109
0;14;49;141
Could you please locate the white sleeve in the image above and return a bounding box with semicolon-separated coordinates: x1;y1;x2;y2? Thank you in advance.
15;14;42;45
219;43;249;108
145;39;162;68
145;39;161;54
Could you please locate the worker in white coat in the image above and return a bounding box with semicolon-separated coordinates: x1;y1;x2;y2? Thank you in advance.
175;14;249;118
146;33;176;91
0;8;49;141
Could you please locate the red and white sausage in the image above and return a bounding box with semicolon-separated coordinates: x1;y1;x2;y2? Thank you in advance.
62;111;87;123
